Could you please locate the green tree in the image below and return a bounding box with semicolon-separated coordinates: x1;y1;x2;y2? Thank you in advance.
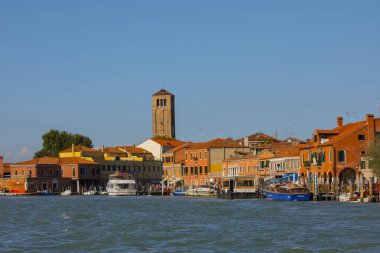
35;130;93;158
368;140;380;178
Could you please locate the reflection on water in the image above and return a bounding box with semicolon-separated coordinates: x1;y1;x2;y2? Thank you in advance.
0;196;380;252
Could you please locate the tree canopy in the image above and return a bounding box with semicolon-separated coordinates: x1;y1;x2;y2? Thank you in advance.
35;130;93;158
368;140;380;178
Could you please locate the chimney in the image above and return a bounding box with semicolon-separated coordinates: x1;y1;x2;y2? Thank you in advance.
337;116;343;127
366;114;375;144
71;144;75;156
101;145;104;152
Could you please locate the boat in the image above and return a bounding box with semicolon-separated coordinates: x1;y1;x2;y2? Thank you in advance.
61;189;72;196
83;190;97;196
99;187;108;195
106;173;137;196
35;190;55;196
338;192;359;202
186;185;215;197
170;190;187;197
263;183;311;201
0;191;12;196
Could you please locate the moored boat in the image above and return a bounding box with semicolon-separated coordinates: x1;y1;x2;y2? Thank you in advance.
264;183;311;201
170;190;187;197
106;173;137;196
61;189;72;196
186;185;215;197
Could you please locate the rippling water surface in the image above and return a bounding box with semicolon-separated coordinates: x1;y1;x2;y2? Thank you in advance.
1;196;380;252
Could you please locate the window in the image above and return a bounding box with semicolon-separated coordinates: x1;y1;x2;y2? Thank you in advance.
329;150;332;163
22;170;24;175
29;170;32;176
165;157;171;163
338;150;346;163
200;166;203;174
358;135;365;141
164;99;167;106
205;152;207;159
156;99;159;107
361;161;366;170
205;166;208;174
195;167;198;175
15;170;18;176
185;153;188;160
72;168;75;177
321;151;326;163
191;167;194;175
200;152;202;160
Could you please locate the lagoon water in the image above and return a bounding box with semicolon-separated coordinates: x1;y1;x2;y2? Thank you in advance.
0;196;380;253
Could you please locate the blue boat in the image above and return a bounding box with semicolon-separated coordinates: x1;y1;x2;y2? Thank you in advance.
264;184;311;201
170;190;187;197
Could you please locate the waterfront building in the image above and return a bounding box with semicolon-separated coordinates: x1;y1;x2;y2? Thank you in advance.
138;138;185;161
222;145;300;189
7;157;72;194
162;143;193;189
183;138;250;187
222;154;259;193
59;144;163;192
299;114;380;194
152;89;175;139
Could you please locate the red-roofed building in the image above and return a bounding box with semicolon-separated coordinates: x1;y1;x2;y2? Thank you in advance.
162;143;192;189
138;138;186;161
6;157;71;194
299;114;380;195
183;138;250;187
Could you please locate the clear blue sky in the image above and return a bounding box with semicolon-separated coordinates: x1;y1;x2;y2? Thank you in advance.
1;1;380;162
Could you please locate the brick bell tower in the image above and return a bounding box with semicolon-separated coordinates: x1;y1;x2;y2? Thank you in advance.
152;89;176;139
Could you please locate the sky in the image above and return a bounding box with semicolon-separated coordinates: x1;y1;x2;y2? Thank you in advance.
1;1;380;162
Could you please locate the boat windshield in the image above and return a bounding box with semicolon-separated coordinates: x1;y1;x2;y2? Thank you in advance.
115;184;136;190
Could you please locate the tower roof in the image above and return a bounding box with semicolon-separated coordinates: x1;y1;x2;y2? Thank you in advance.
153;89;173;96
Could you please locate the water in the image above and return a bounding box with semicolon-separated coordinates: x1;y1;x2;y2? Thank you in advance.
0;196;380;253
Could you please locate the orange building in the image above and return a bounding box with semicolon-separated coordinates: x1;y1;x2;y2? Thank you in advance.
6;157;71;194
299;114;380;193
222;154;259;193
183;138;250;187
221;145;300;192
162;143;192;189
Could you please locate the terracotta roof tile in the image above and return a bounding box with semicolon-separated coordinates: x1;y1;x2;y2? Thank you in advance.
124;146;151;154
153;89;173;96
60;145;97;153
60;157;99;165
100;147;127;154
164;143;194;154
188;138;246;150
13;157;60;166
151;138;185;147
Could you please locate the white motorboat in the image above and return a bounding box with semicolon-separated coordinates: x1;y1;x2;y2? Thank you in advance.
83;190;97;196
61;189;72;196
106;173;137;196
186;185;215;197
